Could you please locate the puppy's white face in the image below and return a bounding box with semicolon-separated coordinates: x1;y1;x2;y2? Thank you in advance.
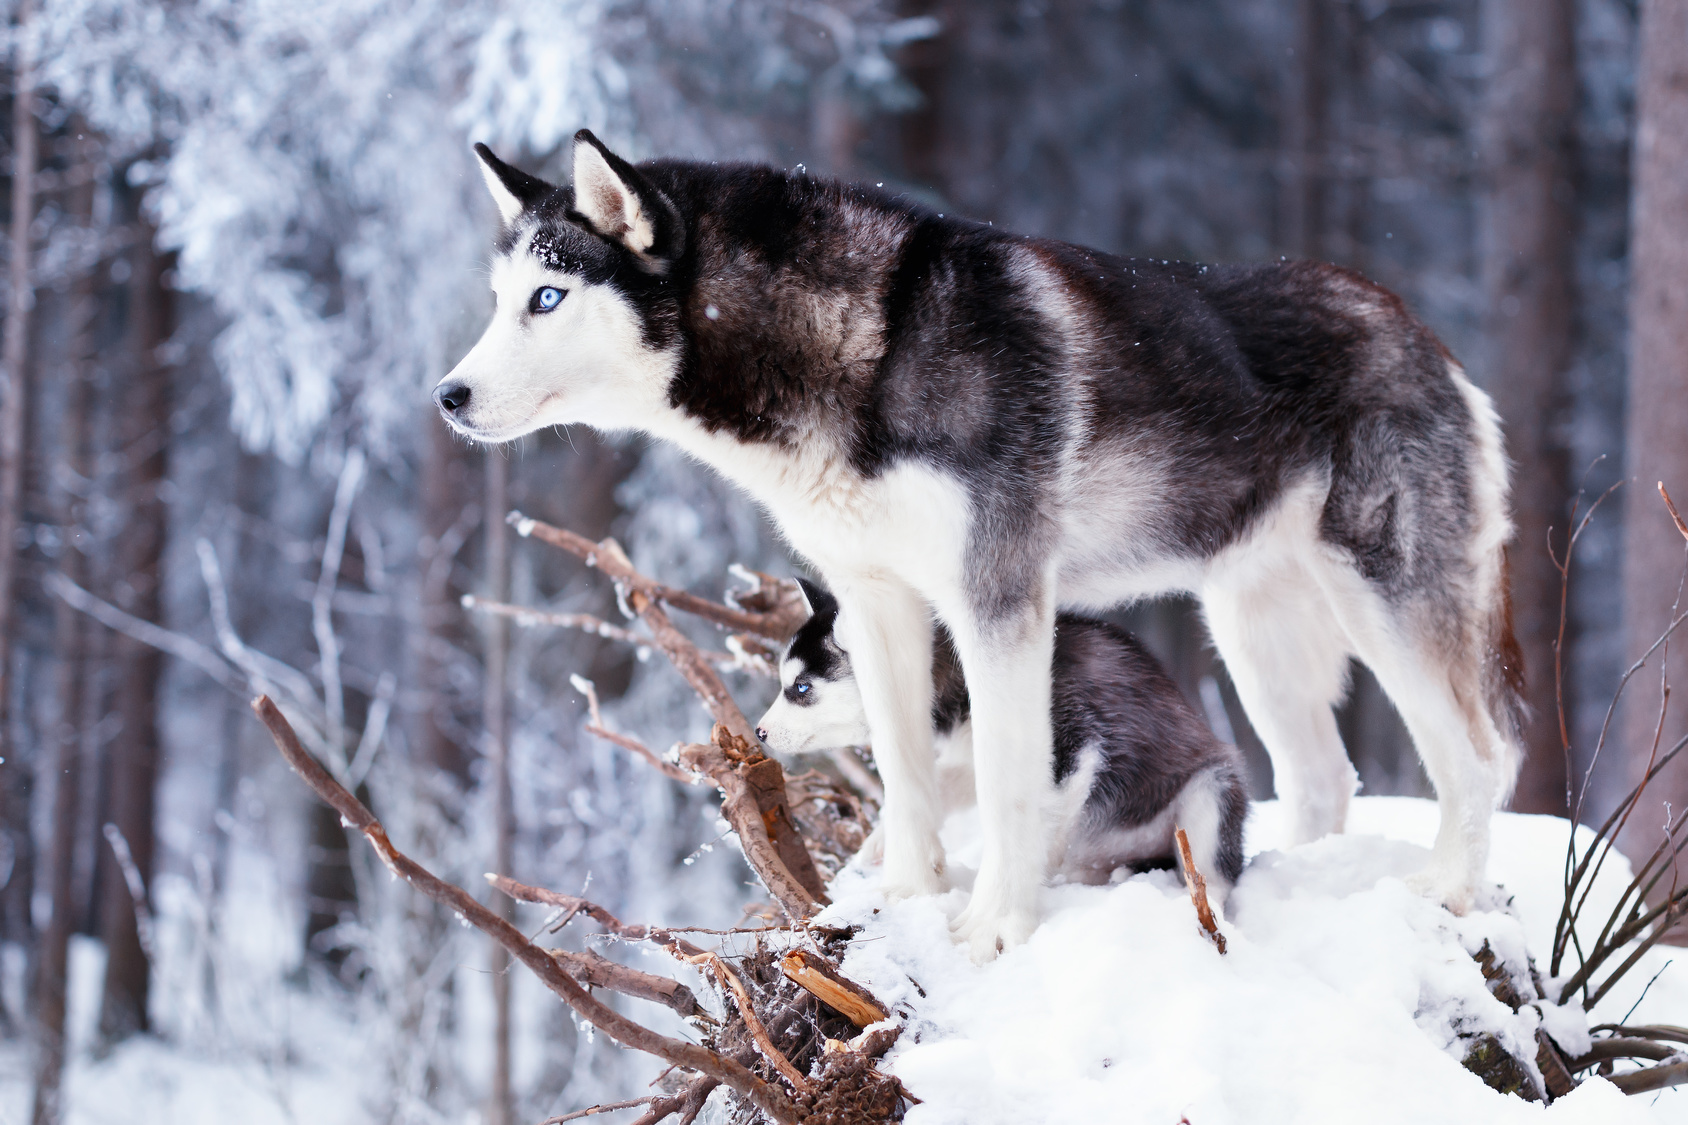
435;235;678;442
756;650;872;756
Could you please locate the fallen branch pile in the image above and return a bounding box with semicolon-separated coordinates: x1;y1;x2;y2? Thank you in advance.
258;514;903;1124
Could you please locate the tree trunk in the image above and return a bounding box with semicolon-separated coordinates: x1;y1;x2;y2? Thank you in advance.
1479;0;1577;816
30;130;97;1125
96;223;172;1045
0;0;39;1000
1618;0;1688;903
485;450;513;1125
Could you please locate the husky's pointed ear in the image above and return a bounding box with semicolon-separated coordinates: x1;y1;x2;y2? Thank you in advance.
570;129;683;271
795;577;837;619
474;143;552;225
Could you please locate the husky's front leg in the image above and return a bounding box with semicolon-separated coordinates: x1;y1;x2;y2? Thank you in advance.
946;594;1056;962
829;575;945;899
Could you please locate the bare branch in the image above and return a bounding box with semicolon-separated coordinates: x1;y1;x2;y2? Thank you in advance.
253;696;802;1124
508;512;809;641
538;1096;656;1124
570;675;697;785
1608;1059;1688;1095
549;948;701;1019
1660;482;1688;544
45;571;236;688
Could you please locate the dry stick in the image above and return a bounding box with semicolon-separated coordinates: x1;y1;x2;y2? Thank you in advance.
548;948;700;1018
1175;828;1226;954
540;1097;657;1124
780;950;889;1028
508;512;808;642
571;675;697;785
253;697;801;1125
687;950;812;1093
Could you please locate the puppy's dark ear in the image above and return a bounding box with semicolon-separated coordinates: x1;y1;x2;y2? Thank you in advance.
795;577;837;619
570;129;683;271
474;143;554;225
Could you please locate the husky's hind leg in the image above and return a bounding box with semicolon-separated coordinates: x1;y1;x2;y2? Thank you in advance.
828;572;946;900
1313;571;1510;913
1201;561;1356;847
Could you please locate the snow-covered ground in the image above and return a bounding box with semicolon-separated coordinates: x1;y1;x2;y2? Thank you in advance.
6;797;1684;1124
826;797;1688;1124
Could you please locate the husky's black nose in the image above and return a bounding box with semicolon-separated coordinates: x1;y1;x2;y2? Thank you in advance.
434;382;470;414
755;726;769;742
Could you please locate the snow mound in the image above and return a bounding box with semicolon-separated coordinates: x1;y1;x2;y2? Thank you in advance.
817;797;1686;1125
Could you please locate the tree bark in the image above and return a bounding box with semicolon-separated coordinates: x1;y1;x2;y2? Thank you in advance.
0;0;39;996
484;450;513;1125
1618;0;1688;901
31;128;96;1125
96;221;172;1044
1479;0;1578;815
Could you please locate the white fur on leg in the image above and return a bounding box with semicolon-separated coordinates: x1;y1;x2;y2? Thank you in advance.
943;588;1058;962
828;574;946;900
1309;567;1500;914
1200;483;1358;846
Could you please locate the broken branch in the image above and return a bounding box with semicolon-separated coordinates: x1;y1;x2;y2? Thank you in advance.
1176;827;1226;954
780;950;889;1029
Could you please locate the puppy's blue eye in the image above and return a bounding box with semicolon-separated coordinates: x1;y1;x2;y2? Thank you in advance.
531;286;565;313
795;683;811;695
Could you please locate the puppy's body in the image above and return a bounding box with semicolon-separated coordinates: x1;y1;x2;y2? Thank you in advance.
439;133;1523;958
756;586;1249;903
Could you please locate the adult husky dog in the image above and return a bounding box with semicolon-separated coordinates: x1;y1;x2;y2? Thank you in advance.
435;130;1522;960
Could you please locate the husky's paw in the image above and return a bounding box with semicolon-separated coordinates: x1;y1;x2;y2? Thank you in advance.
951;902;1037;964
1405;868;1476;916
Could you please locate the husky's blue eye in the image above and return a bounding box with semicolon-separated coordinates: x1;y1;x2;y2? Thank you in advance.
531;286;565;313
795;682;811;695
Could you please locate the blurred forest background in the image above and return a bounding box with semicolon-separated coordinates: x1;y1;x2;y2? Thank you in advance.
0;0;1684;1121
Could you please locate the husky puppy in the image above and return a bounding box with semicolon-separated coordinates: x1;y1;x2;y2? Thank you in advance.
756;581;1249;905
436;131;1522;960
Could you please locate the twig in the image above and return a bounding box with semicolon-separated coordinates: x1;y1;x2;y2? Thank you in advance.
1175;827;1226;954
465;595;652;653
508;511;809;641
253;696;802;1125
102;823;154;959
686;949;812;1093
539;1096;657;1124
1661;483;1688;544
628;1077;720;1125
570;675;696;784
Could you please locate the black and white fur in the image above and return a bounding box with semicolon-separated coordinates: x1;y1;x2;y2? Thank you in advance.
436;131;1523;960
756;581;1249;907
